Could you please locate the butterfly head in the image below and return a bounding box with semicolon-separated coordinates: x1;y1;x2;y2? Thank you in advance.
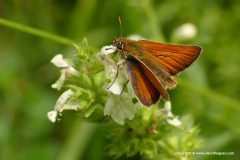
113;37;126;51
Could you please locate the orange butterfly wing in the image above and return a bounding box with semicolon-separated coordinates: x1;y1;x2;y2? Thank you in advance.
136;40;202;76
138;60;170;101
126;57;161;106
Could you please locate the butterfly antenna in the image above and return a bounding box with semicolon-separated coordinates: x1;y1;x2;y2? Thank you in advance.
118;16;123;37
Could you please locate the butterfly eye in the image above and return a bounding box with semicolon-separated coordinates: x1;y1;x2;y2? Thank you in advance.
117;42;123;50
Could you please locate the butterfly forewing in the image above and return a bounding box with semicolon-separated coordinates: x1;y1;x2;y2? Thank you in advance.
135;40;202;76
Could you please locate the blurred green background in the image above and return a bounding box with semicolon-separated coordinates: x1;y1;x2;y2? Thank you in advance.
0;0;239;160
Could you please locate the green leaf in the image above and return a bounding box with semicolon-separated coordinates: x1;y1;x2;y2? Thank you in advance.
73;38;88;55
104;92;136;125
140;138;157;159
127;138;140;157
84;103;102;118
93;71;105;88
75;73;92;89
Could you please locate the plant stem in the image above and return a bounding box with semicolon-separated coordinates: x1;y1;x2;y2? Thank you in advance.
0;18;74;45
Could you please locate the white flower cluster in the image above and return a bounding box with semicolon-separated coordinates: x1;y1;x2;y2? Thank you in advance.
48;45;128;123
47;54;79;123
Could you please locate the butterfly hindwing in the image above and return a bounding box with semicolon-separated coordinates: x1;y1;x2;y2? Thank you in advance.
126;57;161;106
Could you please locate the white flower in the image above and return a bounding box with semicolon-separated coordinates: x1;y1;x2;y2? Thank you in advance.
167;116;182;126
97;46;128;95
51;54;69;67
51;54;79;90
100;45;116;55
97;46;117;78
54;89;74;111
47;89;78;123
161;101;182;126
47;111;58;123
104;92;135;125
51;70;66;90
164;101;174;117
174;23;197;40
108;82;123;95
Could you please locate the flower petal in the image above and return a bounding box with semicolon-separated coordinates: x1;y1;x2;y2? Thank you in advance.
67;66;79;76
51;54;69;68
108;82;123;95
51;70;66;90
54;89;74;111
104;93;135;125
47;111;58;123
101;45;116;55
167;117;182;126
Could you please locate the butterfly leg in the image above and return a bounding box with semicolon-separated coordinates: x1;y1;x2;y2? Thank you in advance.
107;64;120;89
111;52;117;58
120;79;129;94
107;59;125;89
